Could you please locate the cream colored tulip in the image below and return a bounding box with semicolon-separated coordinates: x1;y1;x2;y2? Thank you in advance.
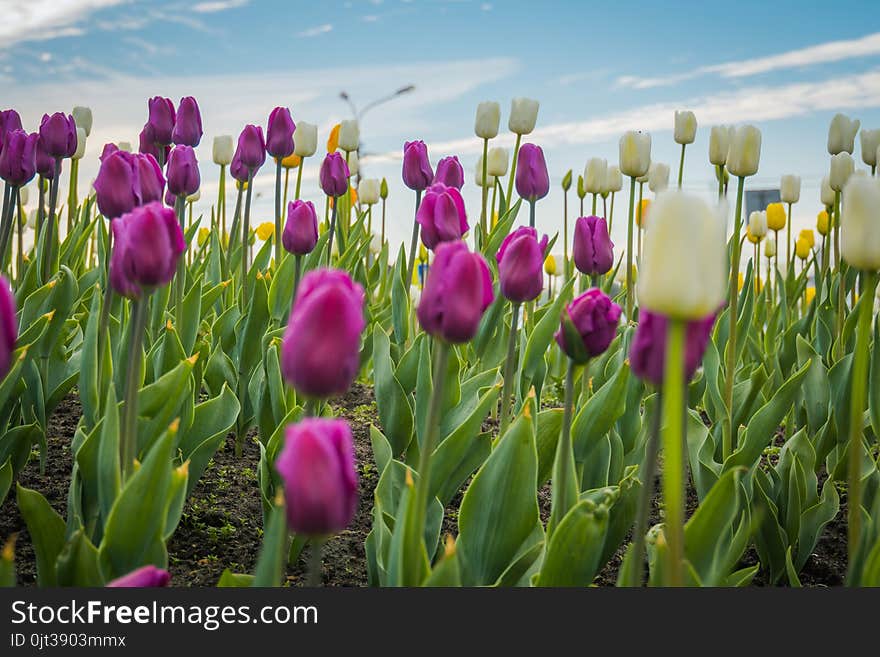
708;125;732;166
72;106;92;137
338;120;359;152
346;150;359;177
19;186;28;206
583;157;608;194
212;135;234;165
764;238;776;258
648;162;670;193
293;122;318;157
674;110;697;145
72;127;86;160
474;101;501;139
603;165;622;194
830;152;855;192
619;131;651;178
726;125;761;177
841;176;880;270
827;113;860;155
508;97;539;135
860;128;880;167
748;210;768;240
780;175;800;204
474;154;497;188
487;147;509;177
359;178;380;205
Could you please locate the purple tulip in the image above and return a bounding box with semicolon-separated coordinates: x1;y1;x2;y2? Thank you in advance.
515;143;549;201
230;149;249;183
38;113;77;159
35;136;57;180
0;276;17;379
100;142;119;162
416;183;468;250
402;140;433;191
275;418;358;536
417;240;494;343
106;565;171;588
109;202;186;299
573;215;614;276
629;310;716;386
283;200;319;255
319;152;350;198
94;151;166;219
171;96;202;147
166;145;200;198
432;155;464;189
266;106;296;159
0;130;37;186
164;188;176;207
235;124;266;173
555;289;621;362
147;96;176;145
138;123;169;164
496;226;548;303
281;269;365;398
0;110;23;150
136;154;165;204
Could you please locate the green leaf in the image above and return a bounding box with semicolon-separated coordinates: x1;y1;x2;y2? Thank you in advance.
372;327;414;455
572;362;630;464
16;484;66;586
252;497;289;587
536;499;609;586
56;529;103;587
521;277;574;384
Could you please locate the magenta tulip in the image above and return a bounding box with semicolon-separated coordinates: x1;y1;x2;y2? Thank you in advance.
138;123;169;164
94;151;166;219
230;149;248;183
319;152;349;198
555;289;621;362
0;276;17;379
38;113;77;159
515;143;549;201
432;155;464;189
171;96;202;147
266;106;296;159
0;110;23;149
165;145;200;197
402;140;433;191
416;183;468;250
35;136;57;179
107;565;171;588
283;200;319;255
573;215;614;276
147;96;176;145
235;124;266;173
497;226;548;303
100;142;119;162
0;130;37;186
629;310;716;386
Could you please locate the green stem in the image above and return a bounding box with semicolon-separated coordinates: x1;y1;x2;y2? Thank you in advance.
717;165;724;199
529;199;535;229
274;159;282;267
834;190;844;361
591;193;597;216
327;198;338;268
608;191;615;235
406;189;422;287
121;296;148;481
787;202;793;274
67;158;78;234
723;176;746;461
506;133;522;214
42;158;62;283
295;159;304;201
307;537;324;587
381;198;386;245
218;165;226;238
480;138;489;249
563;190;569;279
662;318;686;587
548;360;579;537
174;195;186;321
293;254;303;302
677;143;686;188
625;176;636;319
241;169;255;310
498;303;520;437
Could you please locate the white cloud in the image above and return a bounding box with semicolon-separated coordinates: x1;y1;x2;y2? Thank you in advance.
297;23;333;38
618;31;880;89
192;0;248;13
0;0;125;48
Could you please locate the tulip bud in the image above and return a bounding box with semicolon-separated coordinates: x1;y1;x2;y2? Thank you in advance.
72;127;86;160
474;101;501;139
629;309;715;386
109;202;185;299
544;254;558;276
432;156;464;189
576;175;585;199
380;177;388;199
765;202;786;231
358;178;380;205
266;106;296;158
573;215;614;276
638;191;726;320
818;176;834;207
417;241;493;343
290;121;317;158
255;222;274;241
283;200;319;255
486;147;509;177
107;565;171;588
235;124;266;173
674;110;697;145
780;174;800;204
346;151;359;177
799;228;815;249
187;189;200;203
338;120;359;152
830;152;855;192
827;113;860;155
726;125;761;177
416;183;468;250
72;105;92;137
841;176;880;270
0;130;38;187
795;235;811;260
212;135;234;166
319;152;350;197
147;96;176;145
561;169;572;192
603;165;623;194
402;140;433;192
166;145;200;197
275;418;358;536
508;97;539;135
619;131;651;178
474;154;496;188
281;269;365;398
764;238;776;258
747;211;768;242
496;226;548;302
708;125;732;166
583;158;607;194
39;112;78;158
555;289;621;363
172;96;202;147
0;276;17;379
515;143;549;201
648;162;669;193
817;210;830;236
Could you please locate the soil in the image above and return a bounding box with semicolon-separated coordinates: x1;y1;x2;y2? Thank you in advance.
0;389;849;587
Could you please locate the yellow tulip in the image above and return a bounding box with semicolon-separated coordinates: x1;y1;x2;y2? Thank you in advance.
805;286;816;305
766;202;786;231
418;244;428;263
492;210;499;229
636;198;650;228
816;210;830;236
795;236;811;260
197;227;210;247
544;254;557;276
255;222;275;241
746;225;761;244
799;228;815;249
327;124;341;153
737;272;744;291
281;153;301;169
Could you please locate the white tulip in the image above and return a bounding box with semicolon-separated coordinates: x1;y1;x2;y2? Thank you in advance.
827;113;860;155
748;211;768;240
474;101;500;139
780;174;801;204
830;152;855;192
72;106;92;137
474;154;497;188
708;125;732;166
638;190;726;320
648;162;670;193
19;186;28;206
603;165;623;194
508;97;539;135
338;120;359;152
293;122;318;157
674;110;697;145
117;141;132;152
27;208;38;229
726;125;761;177
359;178;380;205
764;238;776;258
187;190;201;203
583;158;608;194
820;176;835;206
346;150;359;177
841;176;880;270
72;128;87;160
370;232;383;255
487;147;509;177
860;128;880;167
619;131;651;178
212;135;234;165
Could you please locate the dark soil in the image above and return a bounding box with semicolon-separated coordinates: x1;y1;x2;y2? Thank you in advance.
0;390;850;587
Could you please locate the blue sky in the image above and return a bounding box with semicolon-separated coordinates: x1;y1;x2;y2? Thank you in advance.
3;0;880;254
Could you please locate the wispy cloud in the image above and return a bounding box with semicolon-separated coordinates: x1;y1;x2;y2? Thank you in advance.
0;0;126;48
617;31;880;89
297;23;333;38
192;0;248;13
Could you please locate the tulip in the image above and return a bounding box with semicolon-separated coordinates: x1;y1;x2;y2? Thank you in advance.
544;254;557;276
72;106;92;136
326;124;340;153
515;143;550;203
474;101;500;139
106;565;171;588
138;124;168;165
555;288;621;362
840;176;880;270
35;136;57;179
726;125;761;177
147;97;175;145
509;97;539;135
820;175;835;207
338;120;359;152
619;131;651;178
795;235;811;260
416;183;468;250
0;276;17;379
748;210;768;240
346;151;359;177
573;215;614;277
358;179;380;205
481;149;505;178
417;240;493;343
648;162;670;193
166;145;200;198
432;156;465;189
603;165;622;194
255;222;274;241
830;152;855;191
629;309;715;386
235;124;267;173
764;203;785;233
72;128;86;160
583;158;607;195
0;110;23;147
827;113;860;155
18;186;28;206
94;151;165;219
674;110;697;145
0;130;37;186
293;122;318;157
817;209;830;236
265;107;295;161
862;129;880;168
283;199;319;255
319;152;350;198
636;199;651;228
38;113;77;159
171;96;202;147
399;140;431;192
764;238;777;258
780;174;801;204
281;269;365;398
496;226;547;303
276;417;358;537
474;154;496;188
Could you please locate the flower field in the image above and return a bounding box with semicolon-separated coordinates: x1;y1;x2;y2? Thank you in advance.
0;96;879;589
